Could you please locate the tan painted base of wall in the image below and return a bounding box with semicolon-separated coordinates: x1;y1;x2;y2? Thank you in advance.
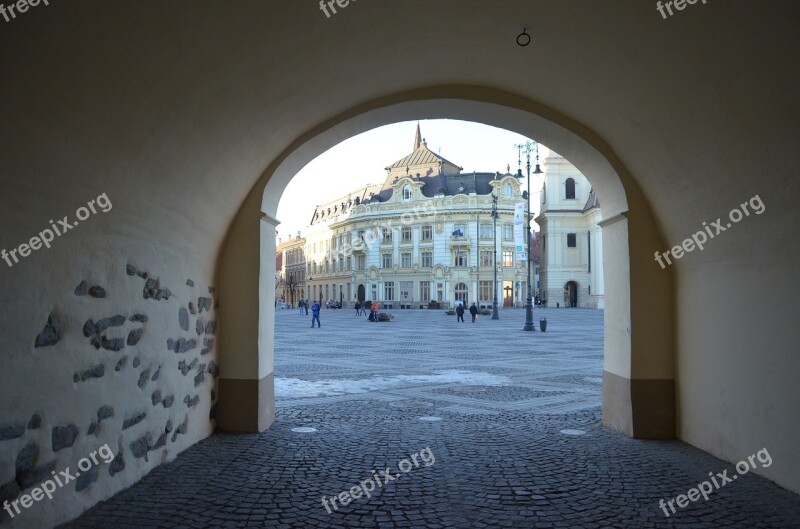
602;370;675;439
216;373;275;433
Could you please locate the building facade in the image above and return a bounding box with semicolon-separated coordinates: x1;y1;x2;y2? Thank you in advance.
275;233;306;307
303;126;533;309
535;153;604;309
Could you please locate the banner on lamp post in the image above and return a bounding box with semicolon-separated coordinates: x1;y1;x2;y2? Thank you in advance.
514;202;527;261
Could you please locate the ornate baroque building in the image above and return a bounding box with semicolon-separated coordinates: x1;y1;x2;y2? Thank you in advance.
535;153;604;309
304;126;532;309
275;233;306;307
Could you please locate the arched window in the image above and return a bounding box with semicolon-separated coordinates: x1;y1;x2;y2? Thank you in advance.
455;282;469;303
565;178;576;199
402;185;412;201
504;182;513;198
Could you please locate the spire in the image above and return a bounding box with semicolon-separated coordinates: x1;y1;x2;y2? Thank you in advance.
413;122;422;151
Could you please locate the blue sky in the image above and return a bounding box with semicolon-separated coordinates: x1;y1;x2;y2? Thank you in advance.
276;119;549;241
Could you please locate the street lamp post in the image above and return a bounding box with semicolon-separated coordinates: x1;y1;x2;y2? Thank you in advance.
491;193;499;320
516;140;542;332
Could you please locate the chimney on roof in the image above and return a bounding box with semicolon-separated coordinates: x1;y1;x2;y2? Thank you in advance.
296;231;301;239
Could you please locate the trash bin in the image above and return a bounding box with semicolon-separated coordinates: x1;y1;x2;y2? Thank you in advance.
539;318;547;332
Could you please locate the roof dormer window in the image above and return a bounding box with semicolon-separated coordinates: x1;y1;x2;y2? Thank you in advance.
402;185;412;201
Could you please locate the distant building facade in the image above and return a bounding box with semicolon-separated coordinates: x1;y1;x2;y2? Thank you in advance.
303;126;532;309
276;233;306;307
535;152;604;309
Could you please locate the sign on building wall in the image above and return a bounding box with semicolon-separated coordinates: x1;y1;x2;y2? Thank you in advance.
514;202;527;260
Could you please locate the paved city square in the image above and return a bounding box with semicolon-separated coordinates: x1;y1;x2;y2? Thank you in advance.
61;308;800;528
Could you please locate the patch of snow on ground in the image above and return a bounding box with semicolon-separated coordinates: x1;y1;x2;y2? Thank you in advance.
275;370;511;398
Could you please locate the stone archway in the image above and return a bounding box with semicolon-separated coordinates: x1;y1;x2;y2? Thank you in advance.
217;85;674;440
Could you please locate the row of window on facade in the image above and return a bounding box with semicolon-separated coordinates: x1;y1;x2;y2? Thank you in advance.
308;280;524;303
308;223;516;255
305;248;519;275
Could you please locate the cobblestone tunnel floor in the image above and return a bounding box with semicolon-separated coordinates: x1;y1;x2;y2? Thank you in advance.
61;308;800;528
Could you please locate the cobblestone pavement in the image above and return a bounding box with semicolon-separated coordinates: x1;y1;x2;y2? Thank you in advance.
61;309;800;528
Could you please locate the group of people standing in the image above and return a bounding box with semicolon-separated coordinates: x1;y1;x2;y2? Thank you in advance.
298;299;322;328
354;300;381;322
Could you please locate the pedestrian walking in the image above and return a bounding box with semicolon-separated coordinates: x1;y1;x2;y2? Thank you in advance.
354;301;361;316
469;302;478;323
456;302;465;323
311;300;321;328
298;299;305;315
371;301;380;322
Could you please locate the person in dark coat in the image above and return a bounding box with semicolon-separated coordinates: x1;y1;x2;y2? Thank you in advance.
469;302;478;323
456;302;465;323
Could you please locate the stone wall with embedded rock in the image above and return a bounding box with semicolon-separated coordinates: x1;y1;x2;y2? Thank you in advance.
0;260;219;528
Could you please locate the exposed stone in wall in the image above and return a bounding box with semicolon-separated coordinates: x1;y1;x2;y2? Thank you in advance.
151;433;167;450
122;412;146;430
74;280;88;296
170;416;188;443
137;368;151;388
15;443;38;474
16;460;56;489
140;275;172;301
75;363;105;382
194;368;206;387
2;425;26;441
179;307;189;331
178;358;198;376
75;463;98;492
34;313;61;348
195;319;205;335
27;414;41;430
52;425;78;451
101;337;125;352
97;406;114;422
183;395;199;408
108;450;125;477
126;264;137;276
186;279;194;287
88;286;106;298
129;313;148;323
162;395;175;408
127;328;144;346
87;422;97;435
151;366;161;381
151;390;162;406
198;297;212;313
188;302;196;315
130;434;152;460
201;337;214;356
208;286;215;294
205;321;216;335
133;356;141;368
115;356;128;372
208;361;219;378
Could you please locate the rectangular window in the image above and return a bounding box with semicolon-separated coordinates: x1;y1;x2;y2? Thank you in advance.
567;233;577;247
384;281;394;300
437;283;443;301
480;250;493;267
479;224;493;238
480;280;493;302
502;249;513;267
421;251;433;268
453;224;467;237
382;228;392;242
455;251;468;267
401;252;412;268
381;253;393;268
401;226;412;242
421;225;433;240
400;281;412;301
419;281;430;301
503;224;513;240
356;255;366;271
